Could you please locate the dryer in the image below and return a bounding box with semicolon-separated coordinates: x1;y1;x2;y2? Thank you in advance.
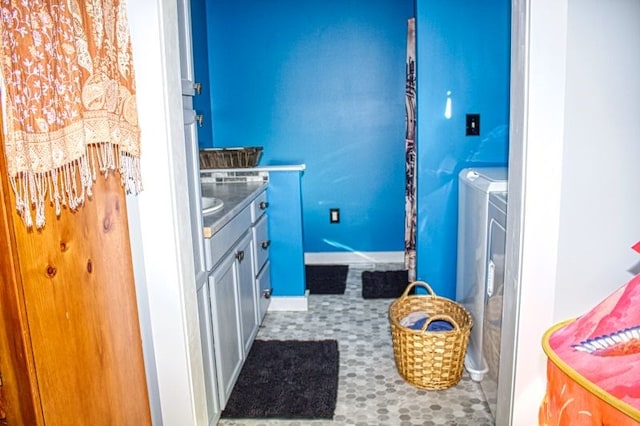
481;190;507;419
456;167;507;384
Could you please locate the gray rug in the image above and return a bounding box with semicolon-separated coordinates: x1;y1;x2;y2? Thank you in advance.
221;339;339;419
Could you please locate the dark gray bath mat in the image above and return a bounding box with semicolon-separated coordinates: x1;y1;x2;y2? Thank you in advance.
221;339;339;419
361;270;410;299
305;264;348;294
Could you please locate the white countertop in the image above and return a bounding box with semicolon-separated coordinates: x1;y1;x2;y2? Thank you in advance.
199;164;304;238
201;164;305;173
201;181;267;238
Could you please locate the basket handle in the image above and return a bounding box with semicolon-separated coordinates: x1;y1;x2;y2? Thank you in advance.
420;314;460;333
400;281;436;298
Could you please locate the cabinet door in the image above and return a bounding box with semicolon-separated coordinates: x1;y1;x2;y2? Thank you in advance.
196;283;220;423
236;232;259;354
177;0;207;283
209;252;243;409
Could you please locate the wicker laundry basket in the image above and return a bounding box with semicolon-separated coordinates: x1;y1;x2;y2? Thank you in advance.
388;281;473;390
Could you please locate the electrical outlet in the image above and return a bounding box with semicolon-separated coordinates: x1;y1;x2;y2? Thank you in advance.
466;113;480;136
330;208;340;224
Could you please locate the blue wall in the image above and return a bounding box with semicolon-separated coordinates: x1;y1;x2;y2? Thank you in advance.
193;1;511;295
415;0;511;298
197;0;414;254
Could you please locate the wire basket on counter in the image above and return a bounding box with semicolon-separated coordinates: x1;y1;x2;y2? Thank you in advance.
199;146;263;169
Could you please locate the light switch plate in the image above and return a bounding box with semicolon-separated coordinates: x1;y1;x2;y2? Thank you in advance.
466;114;480;136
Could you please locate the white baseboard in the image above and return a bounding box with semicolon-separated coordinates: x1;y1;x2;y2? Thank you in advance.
267;292;309;312
304;251;404;265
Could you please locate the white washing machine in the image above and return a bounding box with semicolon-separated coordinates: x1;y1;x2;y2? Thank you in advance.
481;190;507;419
455;167;507;384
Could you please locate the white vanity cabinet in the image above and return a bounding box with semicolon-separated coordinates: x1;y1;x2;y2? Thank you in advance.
200;186;267;411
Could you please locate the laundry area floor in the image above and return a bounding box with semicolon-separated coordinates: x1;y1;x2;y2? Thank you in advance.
218;264;494;426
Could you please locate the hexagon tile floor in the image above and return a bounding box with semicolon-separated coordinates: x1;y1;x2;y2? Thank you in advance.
218;264;494;426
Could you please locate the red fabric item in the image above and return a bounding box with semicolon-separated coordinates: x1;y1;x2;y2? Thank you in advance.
541;274;640;424
633;241;640;254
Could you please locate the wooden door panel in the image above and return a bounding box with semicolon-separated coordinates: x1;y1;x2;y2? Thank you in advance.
0;119;44;425
10;172;151;425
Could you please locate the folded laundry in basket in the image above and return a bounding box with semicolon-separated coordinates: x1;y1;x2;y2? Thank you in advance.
400;311;454;332
400;311;427;327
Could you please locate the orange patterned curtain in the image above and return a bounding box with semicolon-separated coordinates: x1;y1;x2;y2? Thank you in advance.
0;0;141;228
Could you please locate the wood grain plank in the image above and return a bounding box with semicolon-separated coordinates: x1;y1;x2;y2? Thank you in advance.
0;115;45;426
2;142;151;424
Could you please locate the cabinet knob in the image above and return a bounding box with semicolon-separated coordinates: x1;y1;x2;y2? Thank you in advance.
235;250;245;262
261;240;271;250
259;201;269;210
263;289;272;299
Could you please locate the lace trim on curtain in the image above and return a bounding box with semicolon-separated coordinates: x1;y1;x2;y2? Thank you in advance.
8;141;142;229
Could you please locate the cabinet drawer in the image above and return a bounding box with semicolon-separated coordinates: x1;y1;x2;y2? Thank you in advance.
252;214;270;274
256;261;271;322
205;206;251;271
250;190;269;223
